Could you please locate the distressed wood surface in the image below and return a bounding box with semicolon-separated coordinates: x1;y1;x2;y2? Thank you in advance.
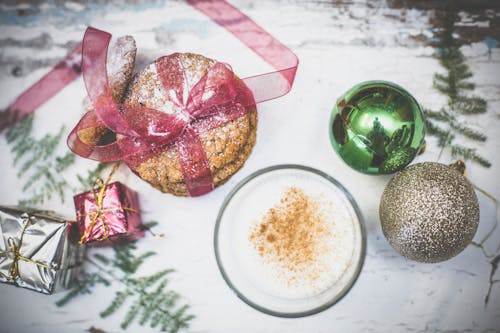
0;1;499;332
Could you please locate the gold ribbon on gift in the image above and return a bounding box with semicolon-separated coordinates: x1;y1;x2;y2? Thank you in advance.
0;215;52;281
77;164;139;243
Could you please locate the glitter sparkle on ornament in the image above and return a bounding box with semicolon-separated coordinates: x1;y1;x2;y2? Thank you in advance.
379;162;479;263
329;81;425;174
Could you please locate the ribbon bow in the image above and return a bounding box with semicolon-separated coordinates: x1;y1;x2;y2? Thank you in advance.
65;1;298;196
77;164;139;243
0;216;51;281
68;28;256;196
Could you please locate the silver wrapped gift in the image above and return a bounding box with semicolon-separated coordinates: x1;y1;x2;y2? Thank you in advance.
0;206;85;294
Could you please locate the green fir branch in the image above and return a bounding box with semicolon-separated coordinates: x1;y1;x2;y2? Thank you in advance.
139;281;171;325
56;272;111;307
56;240;193;333
424;117;448;137
0;109;20;132
456;81;475;92
141;220;159;230
449;122;487;142
450;145;491;168
76;162;109;190
56;153;76;172
430;10;499;309
113;243;156;274
452;96;487;114
424;118;454;147
93;253;111;265
137;269;174;287
3;114;115;205
5;115;76;206
121;299;142;329
5;113;33;163
424;9;491;168
423;108;449;122
18;126;65;177
18;192;46;207
432;80;451;96
100;290;133;317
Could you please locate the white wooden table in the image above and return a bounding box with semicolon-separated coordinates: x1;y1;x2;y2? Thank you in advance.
1;1;499;332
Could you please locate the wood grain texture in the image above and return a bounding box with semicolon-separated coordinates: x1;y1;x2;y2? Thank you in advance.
0;1;499;332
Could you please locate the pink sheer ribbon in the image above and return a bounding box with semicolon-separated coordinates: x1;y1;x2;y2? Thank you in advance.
68;27;260;196
70;1;298;196
188;0;298;102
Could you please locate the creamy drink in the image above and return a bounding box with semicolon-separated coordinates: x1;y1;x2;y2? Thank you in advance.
215;166;364;315
245;186;360;299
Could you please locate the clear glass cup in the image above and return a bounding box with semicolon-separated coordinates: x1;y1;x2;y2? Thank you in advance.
214;164;366;317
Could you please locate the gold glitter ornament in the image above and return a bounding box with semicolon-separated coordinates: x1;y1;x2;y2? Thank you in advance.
379;162;479;263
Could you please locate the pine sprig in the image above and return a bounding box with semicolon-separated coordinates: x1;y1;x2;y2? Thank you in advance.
5;115;76;206
424;10;491;167
452;96;487;114
121;298;142;329
424;118;454;147
100;290;133;318
113;242;156;274
56;272;111;307
76;162;109;190
449;122;487;142
450;145;491;168
424;108;449;122
56;241;193;333
2;114;113;207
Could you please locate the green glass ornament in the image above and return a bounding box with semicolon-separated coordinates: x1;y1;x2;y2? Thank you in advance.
329;81;425;174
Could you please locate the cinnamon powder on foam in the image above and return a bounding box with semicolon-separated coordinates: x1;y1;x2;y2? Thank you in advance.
249;187;333;283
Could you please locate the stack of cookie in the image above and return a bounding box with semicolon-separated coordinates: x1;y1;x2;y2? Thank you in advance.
79;39;257;196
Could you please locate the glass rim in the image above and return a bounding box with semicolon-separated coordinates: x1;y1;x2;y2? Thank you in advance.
213;164;367;318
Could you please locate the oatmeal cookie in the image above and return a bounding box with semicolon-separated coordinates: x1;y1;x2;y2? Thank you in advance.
124;53;257;196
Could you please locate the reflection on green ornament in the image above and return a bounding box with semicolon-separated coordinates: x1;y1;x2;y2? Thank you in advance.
329;81;425;174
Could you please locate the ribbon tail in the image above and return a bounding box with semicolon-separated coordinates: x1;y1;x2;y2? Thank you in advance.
177;127;214;196
241;67;297;104
188;0;298;104
0;42;83;131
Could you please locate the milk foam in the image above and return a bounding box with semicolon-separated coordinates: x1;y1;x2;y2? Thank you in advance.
232;171;362;299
